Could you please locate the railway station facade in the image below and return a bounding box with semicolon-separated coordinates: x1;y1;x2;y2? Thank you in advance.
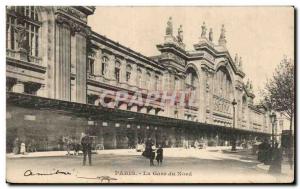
6;6;272;151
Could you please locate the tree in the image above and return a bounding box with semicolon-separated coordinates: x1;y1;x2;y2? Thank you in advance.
261;56;294;144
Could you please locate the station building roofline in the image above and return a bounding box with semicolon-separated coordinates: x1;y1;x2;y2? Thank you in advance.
91;31;165;70
7;92;270;136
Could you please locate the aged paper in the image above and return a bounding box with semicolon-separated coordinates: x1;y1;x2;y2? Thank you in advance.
6;6;294;184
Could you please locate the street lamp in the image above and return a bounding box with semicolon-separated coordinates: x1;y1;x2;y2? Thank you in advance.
231;98;237;151
270;111;277;148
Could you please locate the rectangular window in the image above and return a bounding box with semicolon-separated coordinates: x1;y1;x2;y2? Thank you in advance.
126;72;131;82
115;68;120;82
89;59;94;75
101;63;106;75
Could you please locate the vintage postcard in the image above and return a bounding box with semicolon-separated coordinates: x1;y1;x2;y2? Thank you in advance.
6;6;295;184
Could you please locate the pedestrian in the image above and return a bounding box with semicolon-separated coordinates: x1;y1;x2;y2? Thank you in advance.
74;139;81;156
66;137;73;156
150;144;156;166
156;144;163;166
269;143;282;174
20;142;26;155
81;133;92;166
13;137;20;154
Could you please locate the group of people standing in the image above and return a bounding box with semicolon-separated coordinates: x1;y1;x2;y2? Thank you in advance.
142;138;164;166
258;139;283;174
12;137;37;155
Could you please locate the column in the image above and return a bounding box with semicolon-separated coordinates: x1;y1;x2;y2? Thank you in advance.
55;21;71;101
75;33;87;103
112;128;117;149
120;59;126;83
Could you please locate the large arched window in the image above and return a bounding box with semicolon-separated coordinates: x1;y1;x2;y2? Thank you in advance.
185;67;199;108
214;66;233;100
6;6;40;57
242;95;247;120
185;67;199;91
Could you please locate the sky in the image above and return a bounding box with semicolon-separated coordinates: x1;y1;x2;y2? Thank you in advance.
88;6;294;102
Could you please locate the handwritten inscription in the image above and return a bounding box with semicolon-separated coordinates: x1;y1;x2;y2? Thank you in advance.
23;169;118;183
24;169;71;176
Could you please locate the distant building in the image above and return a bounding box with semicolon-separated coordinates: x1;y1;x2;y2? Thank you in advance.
6;6;272;151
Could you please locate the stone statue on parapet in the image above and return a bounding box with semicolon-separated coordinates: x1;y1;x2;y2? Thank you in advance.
177;25;183;43
246;79;250;89
209;28;213;42
234;53;238;64
220;24;226;39
218;24;227;46
201;22;207;38
166;17;173;36
239;57;243;70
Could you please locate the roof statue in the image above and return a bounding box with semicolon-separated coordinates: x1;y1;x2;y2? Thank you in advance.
239;57;243;70
201;22;207;38
166;17;173;36
246;79;250;89
177;25;183;43
218;24;227;46
234;53;238;64
209;28;213;42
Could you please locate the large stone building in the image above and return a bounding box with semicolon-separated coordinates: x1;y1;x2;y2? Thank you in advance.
6;6;272;151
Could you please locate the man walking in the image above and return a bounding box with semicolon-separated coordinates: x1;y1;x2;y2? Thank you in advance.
81;132;92;166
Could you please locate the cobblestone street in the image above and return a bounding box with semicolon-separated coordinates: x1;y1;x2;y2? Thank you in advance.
6;148;294;183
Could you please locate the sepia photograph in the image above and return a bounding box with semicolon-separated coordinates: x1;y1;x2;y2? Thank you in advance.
5;6;295;184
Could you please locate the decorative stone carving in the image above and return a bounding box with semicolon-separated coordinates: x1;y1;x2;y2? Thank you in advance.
56;14;91;37
201;22;207;38
57;6;87;22
209;28;213;42
177;25;183;43
15;22;27;51
166;17;173;36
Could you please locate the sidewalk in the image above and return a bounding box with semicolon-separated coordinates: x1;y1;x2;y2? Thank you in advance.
256;162;294;176
6;146;246;159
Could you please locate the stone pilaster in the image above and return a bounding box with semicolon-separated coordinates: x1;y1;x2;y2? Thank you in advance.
75;33;87;103
55;19;71;101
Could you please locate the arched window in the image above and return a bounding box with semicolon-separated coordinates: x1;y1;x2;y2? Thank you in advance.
6;6;40;57
114;60;121;82
214;66;233;100
137;68;142;88
185;67;198;91
126;65;132;82
242;95;247;120
101;56;108;76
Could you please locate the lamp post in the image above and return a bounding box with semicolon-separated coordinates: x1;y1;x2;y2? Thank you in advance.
231;99;237;151
270;112;277;148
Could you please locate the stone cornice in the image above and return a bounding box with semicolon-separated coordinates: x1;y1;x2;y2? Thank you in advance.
55;12;91;37
91;31;164;70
